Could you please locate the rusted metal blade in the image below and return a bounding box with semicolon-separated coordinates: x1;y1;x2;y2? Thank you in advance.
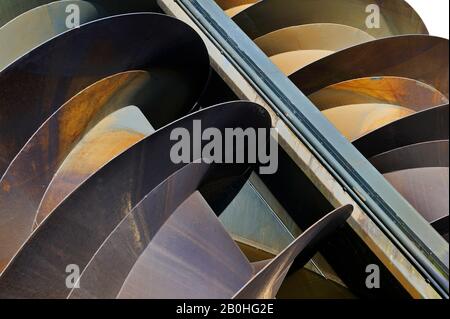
254;24;375;57
233;205;353;299
232;0;428;39
351;102;450;238
119;192;252;299
71;166;352;299
308;76;448;141
354;105;449;159
309;77;449;112
370;140;449;233
370;141;449;174
322;103;415;141
35;106;155;226
0;13;209;177
384;167;449;227
116;191;252;299
270;50;333;76
0;102;271;298
0;0;159;28
0;62;208;269
290;35;449;98
0;72;152;266
69;162;253;299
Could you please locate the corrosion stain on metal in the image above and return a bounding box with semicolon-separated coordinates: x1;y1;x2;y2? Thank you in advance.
35;106;155;226
290;36;449;98
309;77;449;112
354;105;449;158
0;102;272;298
323;103;415;141
231;0;428;39
68;160;351;299
0;0;448;299
0;13;210;273
370;141;449;174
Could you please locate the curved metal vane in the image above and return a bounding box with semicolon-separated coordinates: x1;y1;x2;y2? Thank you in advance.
0;66;205;260
289;35;448;144
370;141;449;234
0;102;272;298
0;0;159;27
254;24;375;57
254;23;376;74
232;0;428;39
0;13;210;272
354;105;449;158
309;77;449;112
384;167;449;228
3;5;353;300
308;77;448;140
0;12;209;177
269;50;333;76
71;162;254;299
0;0;164;71
70;161;352;299
0;72;153;263
0;1;99;71
1;0;448;300
290;35;449;97
216;0;258;11
233;205;353;299
34;106;155;226
322;103;415;141
370;141;449;174
217;0;449;246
